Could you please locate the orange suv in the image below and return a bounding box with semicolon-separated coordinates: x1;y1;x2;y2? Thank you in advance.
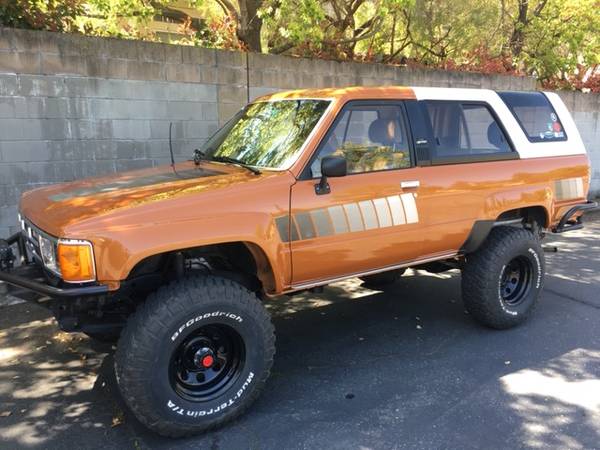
0;86;596;437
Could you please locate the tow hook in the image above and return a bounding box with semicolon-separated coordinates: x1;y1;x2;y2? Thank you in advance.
542;246;558;253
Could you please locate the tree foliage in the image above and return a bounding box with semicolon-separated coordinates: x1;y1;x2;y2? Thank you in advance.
0;0;83;31
0;0;598;91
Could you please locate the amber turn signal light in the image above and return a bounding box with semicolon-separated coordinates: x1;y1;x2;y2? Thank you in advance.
57;240;96;283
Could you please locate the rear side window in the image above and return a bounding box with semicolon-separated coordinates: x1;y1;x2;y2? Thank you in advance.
424;101;512;160
498;91;566;142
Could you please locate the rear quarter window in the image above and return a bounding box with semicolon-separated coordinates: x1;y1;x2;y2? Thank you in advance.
423;101;512;160
498;91;567;143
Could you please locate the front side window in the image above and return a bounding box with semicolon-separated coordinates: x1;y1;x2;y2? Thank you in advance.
201;99;330;170
424;101;512;159
311;103;410;177
498;91;566;142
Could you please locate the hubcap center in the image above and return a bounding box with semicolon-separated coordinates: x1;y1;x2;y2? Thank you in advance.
194;347;215;369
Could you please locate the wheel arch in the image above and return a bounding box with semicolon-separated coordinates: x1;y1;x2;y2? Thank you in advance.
122;240;278;295
461;205;549;254
496;205;549;229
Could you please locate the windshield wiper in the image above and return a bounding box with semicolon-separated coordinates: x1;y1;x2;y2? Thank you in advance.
210;155;261;175
193;148;208;165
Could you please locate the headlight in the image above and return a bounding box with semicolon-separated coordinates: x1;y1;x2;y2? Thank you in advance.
57;239;96;283
38;234;96;283
39;234;60;275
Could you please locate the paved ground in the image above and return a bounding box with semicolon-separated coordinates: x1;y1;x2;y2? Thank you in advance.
1;212;599;450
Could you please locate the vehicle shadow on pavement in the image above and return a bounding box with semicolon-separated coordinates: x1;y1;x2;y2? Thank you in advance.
544;214;600;308
1;267;599;449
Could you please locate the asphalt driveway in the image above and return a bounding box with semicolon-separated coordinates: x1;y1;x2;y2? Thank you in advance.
1;212;599;449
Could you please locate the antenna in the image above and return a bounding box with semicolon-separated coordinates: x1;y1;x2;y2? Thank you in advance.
168;122;181;177
169;122;175;166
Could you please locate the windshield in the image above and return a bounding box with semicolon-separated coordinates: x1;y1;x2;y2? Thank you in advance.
199;99;330;170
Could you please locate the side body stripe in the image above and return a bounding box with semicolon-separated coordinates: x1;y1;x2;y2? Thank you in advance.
279;193;420;242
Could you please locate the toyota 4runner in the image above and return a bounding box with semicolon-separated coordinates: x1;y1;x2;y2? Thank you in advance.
0;86;596;437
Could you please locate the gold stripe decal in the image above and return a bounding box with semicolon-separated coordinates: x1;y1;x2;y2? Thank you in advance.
344;203;364;232
400;193;419;224
328;205;349;234
295;212;316;240
311;209;334;237
387;195;406;225
276;193;420;243
359;200;379;230
373;198;392;228
555;178;584;201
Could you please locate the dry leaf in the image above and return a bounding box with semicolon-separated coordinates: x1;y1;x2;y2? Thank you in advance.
111;411;124;428
0;411;12;418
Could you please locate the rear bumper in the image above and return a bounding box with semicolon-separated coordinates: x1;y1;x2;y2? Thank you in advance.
552;201;598;233
0;232;108;301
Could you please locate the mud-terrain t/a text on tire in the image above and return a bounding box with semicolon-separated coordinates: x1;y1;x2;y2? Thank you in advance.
0;86;595;436
115;276;275;437
462;227;544;329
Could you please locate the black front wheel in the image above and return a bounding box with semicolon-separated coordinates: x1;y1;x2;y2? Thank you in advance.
462;226;544;329
114;276;275;437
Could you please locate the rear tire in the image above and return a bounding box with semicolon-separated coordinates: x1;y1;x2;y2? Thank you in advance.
461;226;544;329
114;276;275;437
360;269;405;287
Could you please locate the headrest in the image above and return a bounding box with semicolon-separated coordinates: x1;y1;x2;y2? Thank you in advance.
368;118;401;146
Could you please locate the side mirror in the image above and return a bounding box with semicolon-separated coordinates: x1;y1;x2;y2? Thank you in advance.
315;156;347;195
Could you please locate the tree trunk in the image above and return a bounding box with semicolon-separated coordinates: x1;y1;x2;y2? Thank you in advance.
510;0;528;57
237;0;263;52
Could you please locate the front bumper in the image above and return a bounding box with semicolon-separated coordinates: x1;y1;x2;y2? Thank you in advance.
0;232;108;301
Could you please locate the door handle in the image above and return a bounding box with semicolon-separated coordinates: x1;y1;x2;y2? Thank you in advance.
400;180;420;189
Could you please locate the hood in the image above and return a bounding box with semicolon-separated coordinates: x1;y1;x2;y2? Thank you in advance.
20;161;266;236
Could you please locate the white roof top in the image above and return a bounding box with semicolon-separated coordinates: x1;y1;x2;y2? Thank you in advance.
411;87;586;158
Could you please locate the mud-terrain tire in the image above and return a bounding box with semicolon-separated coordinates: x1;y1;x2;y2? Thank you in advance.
462;226;544;329
360;269;405;287
114;276;275;437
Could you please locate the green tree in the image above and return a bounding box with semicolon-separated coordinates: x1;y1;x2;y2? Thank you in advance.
192;0;264;51
511;0;600;82
0;0;83;31
0;0;599;91
77;0;167;38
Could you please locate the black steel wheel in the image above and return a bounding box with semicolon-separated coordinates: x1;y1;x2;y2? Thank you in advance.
170;324;245;402
462;226;544;329
499;256;533;306
115;276;275;438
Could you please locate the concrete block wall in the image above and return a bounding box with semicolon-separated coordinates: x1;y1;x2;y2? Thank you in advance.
0;27;598;235
557;92;600;195
0;28;249;236
247;52;536;100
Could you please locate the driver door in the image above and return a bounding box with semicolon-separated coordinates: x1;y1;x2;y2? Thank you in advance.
289;101;427;286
